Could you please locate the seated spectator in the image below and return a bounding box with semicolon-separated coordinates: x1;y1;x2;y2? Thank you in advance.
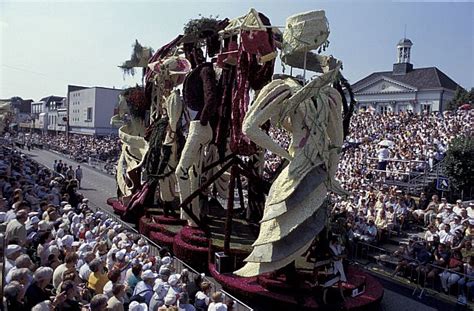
458;256;474;304
426;243;451;286
439;251;463;293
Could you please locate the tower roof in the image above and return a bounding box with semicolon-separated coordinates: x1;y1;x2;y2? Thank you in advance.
398;38;413;46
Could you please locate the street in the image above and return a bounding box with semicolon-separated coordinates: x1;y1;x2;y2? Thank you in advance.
24;147;117;213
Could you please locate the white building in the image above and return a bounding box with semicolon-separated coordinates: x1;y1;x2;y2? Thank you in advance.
68;85;121;136
350;38;460;114
45;96;67;133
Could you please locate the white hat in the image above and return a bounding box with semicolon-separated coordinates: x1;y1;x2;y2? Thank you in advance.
128;301;148;311
116;249;126;261
30;216;40;224
6;244;22;256
63;204;73;211
61;235;74;248
168;274;181;286
214;302;228;311
78;243;92;253
161;256;172;266
164;292;177;306
60;201;69;206
85;231;94;240
141;269;158;280
32;301;51;311
142;262;152;271
38;220;52;231
82;198;89;203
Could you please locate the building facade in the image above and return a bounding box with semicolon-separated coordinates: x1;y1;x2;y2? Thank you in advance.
350;39;460;114
68;86;121;136
45;96;67;133
30;96;66;133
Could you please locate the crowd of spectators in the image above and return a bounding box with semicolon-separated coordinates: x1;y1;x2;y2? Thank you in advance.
0;145;233;311
36;134;121;164
265;110;473;301
338;110;472;186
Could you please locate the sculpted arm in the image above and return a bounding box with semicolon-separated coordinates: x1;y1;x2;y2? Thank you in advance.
242;80;292;161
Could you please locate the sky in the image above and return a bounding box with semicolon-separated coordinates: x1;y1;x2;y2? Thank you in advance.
0;0;473;101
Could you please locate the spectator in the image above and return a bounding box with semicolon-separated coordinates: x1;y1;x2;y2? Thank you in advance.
208;291;227;311
132;269;157;304
88;259;109;295
25;267;54;309
458;256;474;304
75;165;83;189
439;251;463;294
107;283;126;311
6;209;28;245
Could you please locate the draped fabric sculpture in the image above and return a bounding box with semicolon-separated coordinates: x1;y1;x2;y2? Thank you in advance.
235;10;347;277
112;88;148;204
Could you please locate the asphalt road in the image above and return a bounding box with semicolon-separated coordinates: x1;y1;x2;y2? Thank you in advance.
24;147;117;213
23;147;451;311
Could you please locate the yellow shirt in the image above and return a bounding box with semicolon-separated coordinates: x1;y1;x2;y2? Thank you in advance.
88;272;109;294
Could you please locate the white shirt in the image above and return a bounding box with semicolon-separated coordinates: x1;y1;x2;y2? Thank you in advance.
79;263;92;281
377;148;389;161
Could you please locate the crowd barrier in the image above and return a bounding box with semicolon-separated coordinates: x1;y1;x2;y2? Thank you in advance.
0;233;5;311
353;240;473;302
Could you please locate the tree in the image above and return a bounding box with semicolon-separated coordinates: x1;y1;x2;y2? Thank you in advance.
444;135;474;197
448;86;472;110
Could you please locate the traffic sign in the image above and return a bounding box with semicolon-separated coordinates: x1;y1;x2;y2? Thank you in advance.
436;177;450;191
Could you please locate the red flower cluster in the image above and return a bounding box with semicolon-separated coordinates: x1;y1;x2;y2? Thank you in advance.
125;87;148;110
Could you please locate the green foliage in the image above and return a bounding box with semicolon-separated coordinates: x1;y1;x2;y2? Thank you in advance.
448;87;473;110
444;135;474;192
119;40;154;77
183;15;220;40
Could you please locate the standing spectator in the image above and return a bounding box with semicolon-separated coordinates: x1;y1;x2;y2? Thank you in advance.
377;145;390;171
75;165;83;189
57;160;63;174
6;209;28;246
66;166;74;181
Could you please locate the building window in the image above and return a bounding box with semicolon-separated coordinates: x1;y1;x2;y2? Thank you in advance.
86;107;93;122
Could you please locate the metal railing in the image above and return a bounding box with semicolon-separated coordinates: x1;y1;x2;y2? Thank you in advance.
352;240;473;302
0;233;5;311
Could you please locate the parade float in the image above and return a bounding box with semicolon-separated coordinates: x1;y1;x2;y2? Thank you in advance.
108;9;383;310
